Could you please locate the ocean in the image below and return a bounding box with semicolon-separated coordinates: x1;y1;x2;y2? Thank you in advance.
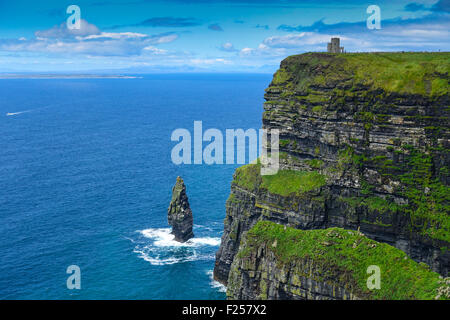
0;74;272;299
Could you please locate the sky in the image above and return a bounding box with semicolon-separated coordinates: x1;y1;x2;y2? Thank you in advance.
0;0;448;73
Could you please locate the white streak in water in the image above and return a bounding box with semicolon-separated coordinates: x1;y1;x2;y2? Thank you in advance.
6;106;51;117
6;110;33;116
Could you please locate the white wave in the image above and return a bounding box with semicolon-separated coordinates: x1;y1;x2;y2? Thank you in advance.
191;237;221;246
122;236;135;243
139;228;220;247
194;224;214;232
132;227;220;266
133;247;195;265
133;247;215;266
206;270;227;293
6;110;33;116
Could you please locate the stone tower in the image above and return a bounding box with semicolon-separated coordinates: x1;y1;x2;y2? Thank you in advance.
327;37;344;53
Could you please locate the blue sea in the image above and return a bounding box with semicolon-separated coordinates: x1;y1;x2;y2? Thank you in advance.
0;74;271;299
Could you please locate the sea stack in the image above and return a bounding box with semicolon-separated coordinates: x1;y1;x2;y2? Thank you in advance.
168;176;194;242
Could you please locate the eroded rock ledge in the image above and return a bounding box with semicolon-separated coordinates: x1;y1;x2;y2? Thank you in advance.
227;221;448;300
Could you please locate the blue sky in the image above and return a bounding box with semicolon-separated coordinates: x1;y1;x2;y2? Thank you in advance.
0;0;448;73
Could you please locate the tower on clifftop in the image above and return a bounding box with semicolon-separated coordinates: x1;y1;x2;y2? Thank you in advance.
327;37;344;53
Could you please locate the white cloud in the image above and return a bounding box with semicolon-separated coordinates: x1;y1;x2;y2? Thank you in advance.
190;58;231;65
35;19;100;39
263;32;337;48
219;42;238;52
143;46;168;55
78;32;148;40
223;42;233;49
237;32;344;58
152;33;178;44
0;20;178;57
239;44;286;57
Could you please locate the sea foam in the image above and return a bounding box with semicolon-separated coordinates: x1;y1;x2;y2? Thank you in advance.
207;270;227;293
131;227;220;265
139;228;220;247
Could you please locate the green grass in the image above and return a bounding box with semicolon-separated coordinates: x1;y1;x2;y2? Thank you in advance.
281;52;449;97
233;163;326;196
261;169;326;196
305;159;324;169
233;163;262;191
241;221;448;300
398;145;450;242
312;105;325;113
337;144;450;242
279;139;290;147
342;52;449;96
272;69;290;85
341;196;403;214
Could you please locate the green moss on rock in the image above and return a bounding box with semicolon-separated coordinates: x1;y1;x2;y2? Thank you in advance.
336;143;450;243
279;52;449;97
241;221;448;300
233;163;326;196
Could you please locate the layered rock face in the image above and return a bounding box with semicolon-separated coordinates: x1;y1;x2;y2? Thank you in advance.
227;221;448;300
214;52;450;295
168;176;194;242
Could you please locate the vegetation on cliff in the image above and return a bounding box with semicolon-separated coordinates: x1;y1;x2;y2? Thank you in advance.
233;162;326;196
237;221;449;300
337;143;450;243
272;52;449;97
214;52;449;292
266;52;450;243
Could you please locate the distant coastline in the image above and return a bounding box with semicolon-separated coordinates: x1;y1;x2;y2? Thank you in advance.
0;74;142;79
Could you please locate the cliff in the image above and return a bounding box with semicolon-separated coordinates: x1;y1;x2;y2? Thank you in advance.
227;221;449;300
214;52;450;299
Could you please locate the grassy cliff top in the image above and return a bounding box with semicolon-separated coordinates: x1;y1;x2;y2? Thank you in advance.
272;52;449;97
241;220;449;300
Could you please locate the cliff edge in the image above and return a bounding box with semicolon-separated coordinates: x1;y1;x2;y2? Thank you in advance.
228;221;449;300
214;52;450;299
